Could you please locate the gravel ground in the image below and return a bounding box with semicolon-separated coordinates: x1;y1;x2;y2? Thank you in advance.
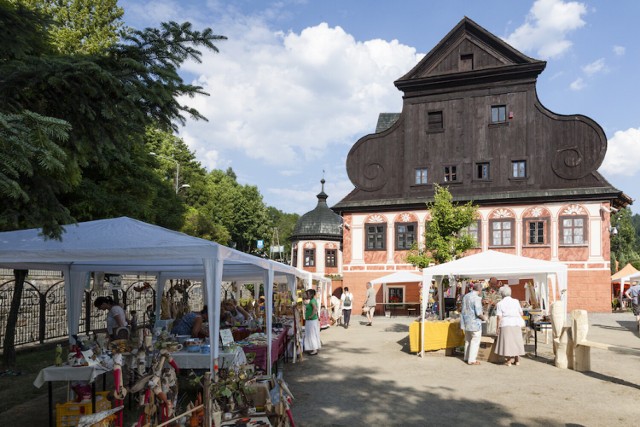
284;312;640;427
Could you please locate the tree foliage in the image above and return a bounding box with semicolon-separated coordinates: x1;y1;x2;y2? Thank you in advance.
407;185;478;268
0;0;226;238
610;207;640;272
13;0;125;54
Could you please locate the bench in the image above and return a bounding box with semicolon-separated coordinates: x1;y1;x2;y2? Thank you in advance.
550;303;640;371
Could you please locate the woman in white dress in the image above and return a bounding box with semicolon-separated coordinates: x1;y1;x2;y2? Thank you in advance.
303;289;321;355
495;286;526;366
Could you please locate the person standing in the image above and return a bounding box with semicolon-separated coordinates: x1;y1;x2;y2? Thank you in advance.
94;296;129;340
329;293;342;326
363;282;377;326
482;277;502;335
624;281;640;331
341;287;354;328
460;283;487;365
303;289;321;355
495;286;526;366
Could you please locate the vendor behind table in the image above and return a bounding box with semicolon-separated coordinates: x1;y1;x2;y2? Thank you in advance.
171;305;209;338
93;296;128;340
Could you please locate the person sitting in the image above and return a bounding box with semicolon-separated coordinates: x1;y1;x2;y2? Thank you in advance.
224;299;252;324
171;306;209;338
94;296;129;340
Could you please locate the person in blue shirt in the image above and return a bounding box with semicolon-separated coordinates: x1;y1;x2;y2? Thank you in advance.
460;283;487;365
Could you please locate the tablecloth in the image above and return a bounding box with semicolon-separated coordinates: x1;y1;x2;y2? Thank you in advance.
409;320;465;352
34;364;111;388
241;328;288;372
169;346;247;370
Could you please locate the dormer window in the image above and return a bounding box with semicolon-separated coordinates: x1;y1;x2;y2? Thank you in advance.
444;165;458;182
415;168;428;184
512;160;527;178
427;111;443;131
460;53;474;71
491;105;507;123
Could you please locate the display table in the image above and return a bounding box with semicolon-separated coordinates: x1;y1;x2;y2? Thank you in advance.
240;328;288;372
34;364;111;427
409;320;465;353
170;346;247;370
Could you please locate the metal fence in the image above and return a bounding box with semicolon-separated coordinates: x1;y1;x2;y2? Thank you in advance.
0;274;205;349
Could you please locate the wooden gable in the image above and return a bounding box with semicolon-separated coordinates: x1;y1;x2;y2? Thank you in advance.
335;17;628;213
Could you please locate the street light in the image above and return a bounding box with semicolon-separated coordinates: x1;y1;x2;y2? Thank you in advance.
149;152;189;194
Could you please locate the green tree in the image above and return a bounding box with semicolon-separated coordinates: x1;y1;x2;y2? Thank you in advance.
267;207;299;262
610;207;639;272
0;0;226;238
14;0;125;54
407;185;478;268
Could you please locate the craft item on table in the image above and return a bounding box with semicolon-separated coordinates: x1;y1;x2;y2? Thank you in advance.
69;345;89;367
77;405;124;427
55;344;63;367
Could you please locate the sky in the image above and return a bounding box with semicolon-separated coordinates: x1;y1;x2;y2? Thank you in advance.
120;0;640;215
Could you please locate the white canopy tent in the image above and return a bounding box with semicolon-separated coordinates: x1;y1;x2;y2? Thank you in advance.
369;270;423;304
0;217;310;375
420;250;568;357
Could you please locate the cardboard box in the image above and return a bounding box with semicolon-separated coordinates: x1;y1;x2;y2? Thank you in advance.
476;336;500;363
245;382;270;411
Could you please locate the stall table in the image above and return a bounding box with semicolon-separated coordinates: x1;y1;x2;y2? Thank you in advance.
240;328;288;372
409;320;465;353
34;364;111;427
170;346;247;370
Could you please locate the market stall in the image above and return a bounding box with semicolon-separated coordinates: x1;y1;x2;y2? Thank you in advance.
369;270;423;316
419;250;568;358
0;217;308;425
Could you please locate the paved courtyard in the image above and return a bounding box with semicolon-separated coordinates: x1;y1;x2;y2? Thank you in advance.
285;312;640;426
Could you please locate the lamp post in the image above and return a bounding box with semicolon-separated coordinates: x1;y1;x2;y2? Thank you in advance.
150;152;190;194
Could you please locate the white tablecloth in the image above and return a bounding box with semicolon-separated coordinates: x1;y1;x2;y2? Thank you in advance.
33;364;111;388
170;346;247;370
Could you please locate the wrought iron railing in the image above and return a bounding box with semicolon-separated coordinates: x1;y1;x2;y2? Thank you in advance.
0;274;204;349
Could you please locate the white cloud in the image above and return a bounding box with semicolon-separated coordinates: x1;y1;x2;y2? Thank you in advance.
613;45;626;56
504;0;587;59
582;58;606;75
178;20;420;171
569;77;585;90
600;128;640;176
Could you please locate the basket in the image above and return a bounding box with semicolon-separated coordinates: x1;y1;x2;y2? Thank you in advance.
56;392;111;427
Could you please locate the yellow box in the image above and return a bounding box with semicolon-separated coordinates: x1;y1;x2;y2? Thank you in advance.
409;320;465;352
56;393;111;427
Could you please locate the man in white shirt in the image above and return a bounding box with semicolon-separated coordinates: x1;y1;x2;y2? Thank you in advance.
341;287;353;329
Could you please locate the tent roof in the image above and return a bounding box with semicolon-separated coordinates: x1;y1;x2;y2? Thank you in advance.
611;263;639;282
369;270;423;284
0;217;302;281
422;250;567;279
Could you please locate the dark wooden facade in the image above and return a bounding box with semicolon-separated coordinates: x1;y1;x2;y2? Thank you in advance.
334;17;628;213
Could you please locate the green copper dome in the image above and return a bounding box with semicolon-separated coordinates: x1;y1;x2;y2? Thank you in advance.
291;179;343;241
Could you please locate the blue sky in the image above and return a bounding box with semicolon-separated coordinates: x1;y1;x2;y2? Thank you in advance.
120;0;640;215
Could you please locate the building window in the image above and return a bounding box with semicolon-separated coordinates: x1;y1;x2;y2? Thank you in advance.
490;219;514;247
395;222;417;250
292;247;298;267
512;160;526;178
461;220;481;247
444;165;458;182
476;162;490;180
415;168;428;184
560;216;587;245
460;53;474;71
325;249;337;267
428;111;443;131
388;287;405;303
527;221;545;245
366;224;386;250
303;248;315;267
491;105;507;123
